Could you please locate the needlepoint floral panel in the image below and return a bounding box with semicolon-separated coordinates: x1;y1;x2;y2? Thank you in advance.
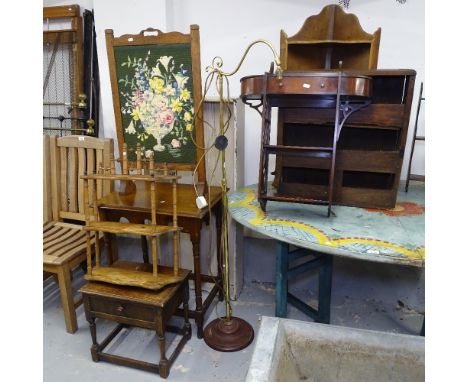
114;43;196;163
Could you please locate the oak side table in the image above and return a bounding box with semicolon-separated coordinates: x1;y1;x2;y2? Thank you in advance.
80;267;191;379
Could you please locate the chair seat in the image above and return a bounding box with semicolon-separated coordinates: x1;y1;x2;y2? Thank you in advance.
43;221;99;266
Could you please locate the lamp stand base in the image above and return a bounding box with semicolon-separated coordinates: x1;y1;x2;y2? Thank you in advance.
203;316;254;352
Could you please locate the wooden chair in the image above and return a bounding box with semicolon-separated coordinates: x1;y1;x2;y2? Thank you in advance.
82;144;186;290
43;134;113;333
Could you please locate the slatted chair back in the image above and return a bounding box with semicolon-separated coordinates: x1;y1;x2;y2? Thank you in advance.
49;135;114;223
43;135;113;333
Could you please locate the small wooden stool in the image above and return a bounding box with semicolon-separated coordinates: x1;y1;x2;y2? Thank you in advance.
80;267;191;379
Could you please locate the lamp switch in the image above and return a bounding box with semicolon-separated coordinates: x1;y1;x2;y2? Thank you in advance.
196;196;208;209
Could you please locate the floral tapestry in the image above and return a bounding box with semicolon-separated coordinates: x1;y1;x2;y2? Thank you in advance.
114;43;197;163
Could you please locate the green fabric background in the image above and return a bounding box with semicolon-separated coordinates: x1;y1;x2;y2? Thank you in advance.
114;43;197;163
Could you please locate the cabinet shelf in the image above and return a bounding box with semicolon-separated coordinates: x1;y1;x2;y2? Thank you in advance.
264;144;332;158
281;104;406;128
265;194;329;206
279;150;400;174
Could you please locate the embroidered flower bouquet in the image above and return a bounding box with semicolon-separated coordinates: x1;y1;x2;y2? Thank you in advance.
119;53;194;158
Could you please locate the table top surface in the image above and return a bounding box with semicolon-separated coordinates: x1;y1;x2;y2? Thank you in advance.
228;184;425;267
97;182;223;219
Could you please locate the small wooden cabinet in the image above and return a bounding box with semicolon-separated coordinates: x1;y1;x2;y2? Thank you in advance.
81;268;191;379
276;70;415;208
270;5;414;209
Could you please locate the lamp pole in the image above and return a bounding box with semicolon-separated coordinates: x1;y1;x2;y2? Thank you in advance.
202;40;282;352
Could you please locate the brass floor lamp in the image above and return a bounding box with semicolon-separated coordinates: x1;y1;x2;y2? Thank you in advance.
201;40;283;352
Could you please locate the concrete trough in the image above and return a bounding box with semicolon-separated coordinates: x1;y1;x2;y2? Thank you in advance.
245;317;424;382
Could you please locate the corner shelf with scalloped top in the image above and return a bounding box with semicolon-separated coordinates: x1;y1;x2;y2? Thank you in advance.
280;4;381;71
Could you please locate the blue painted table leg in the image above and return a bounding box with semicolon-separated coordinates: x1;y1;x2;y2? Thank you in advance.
318;255;333;324
275;241;288;317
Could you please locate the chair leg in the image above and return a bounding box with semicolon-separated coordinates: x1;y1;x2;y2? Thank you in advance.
57;265;78;333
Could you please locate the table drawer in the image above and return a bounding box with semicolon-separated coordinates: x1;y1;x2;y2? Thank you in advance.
88;295;156;324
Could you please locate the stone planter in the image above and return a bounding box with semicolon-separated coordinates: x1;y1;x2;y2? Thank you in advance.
245;317;424;382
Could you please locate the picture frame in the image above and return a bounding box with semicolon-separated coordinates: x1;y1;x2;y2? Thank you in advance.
105;25;206;184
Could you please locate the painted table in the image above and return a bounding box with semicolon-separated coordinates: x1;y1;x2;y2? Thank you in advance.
228;183;425;321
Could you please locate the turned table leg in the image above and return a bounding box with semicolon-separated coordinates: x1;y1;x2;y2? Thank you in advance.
156;313;169;378
189;227;204;339
183;280;192;339
88;317;99;361
83;296;99;361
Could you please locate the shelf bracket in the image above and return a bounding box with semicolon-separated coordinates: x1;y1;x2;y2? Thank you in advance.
244;99;263;117
337;100;372;139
